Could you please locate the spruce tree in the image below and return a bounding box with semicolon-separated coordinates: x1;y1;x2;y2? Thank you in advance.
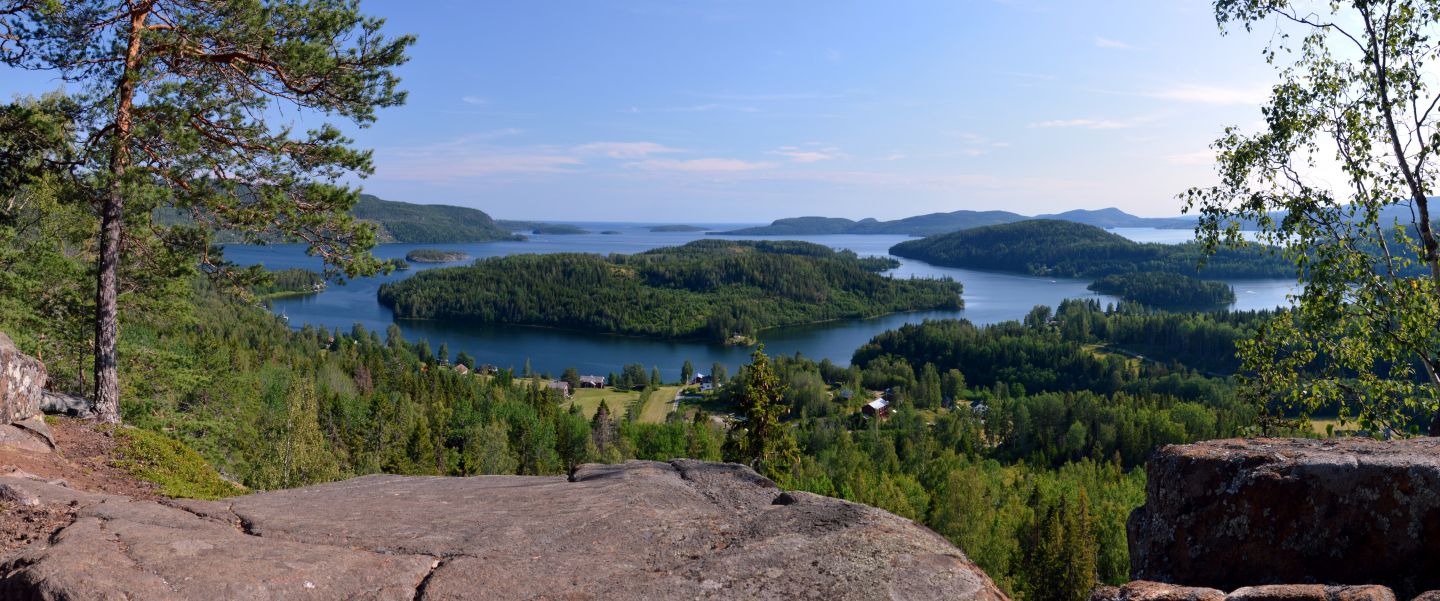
0;1;413;423
725;346;799;481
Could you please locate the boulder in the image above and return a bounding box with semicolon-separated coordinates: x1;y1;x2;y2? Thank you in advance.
0;332;44;425
1412;592;1440;601
1092;581;1227;601
1225;585;1395;601
39;390;93;418
1128;438;1440;598
0;460;1010;600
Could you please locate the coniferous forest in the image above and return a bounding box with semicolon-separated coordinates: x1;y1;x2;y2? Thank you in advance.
378;240;961;341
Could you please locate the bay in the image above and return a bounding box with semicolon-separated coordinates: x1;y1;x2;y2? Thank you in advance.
223;224;1294;380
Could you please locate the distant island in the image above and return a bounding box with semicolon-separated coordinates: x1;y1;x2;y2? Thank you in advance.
251;268;326;299
600;230;622;235
712;207;1197;237
352;195;522;244
649;224;709;232
1088;272;1236;309
497;220;590;235
404;249;469;263
889;220;1291;279
377;239;962;342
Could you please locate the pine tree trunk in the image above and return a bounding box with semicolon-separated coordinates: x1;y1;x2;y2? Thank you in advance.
91;3;149;425
93;190;122;424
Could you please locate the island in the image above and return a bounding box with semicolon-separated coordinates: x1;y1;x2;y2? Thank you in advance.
251;268;326;299
712;207;1197;237
497;220;590;235
377;239;963;342
889;220;1291;279
352;194;522;243
404;249;469;263
600;230;622;235
1087;272;1236;309
649;224;709;232
382;257;410;271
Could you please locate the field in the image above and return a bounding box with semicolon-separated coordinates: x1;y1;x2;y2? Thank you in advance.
563;385;684;424
564;387;641;419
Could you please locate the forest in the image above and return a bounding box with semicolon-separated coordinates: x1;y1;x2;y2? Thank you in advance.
404;249;469;263
889;220;1291;279
1087;272;1236;309
377;239;961;341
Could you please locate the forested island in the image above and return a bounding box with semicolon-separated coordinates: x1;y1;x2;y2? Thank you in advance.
1088;272;1236;309
890;220;1291;279
498;220;590;235
404;249;469;263
649;225;709;232
715;207;1196;236
250;268;326;299
377;239;962;341
351;195;522;243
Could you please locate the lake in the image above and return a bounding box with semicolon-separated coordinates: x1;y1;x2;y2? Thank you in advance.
223;224;1295;380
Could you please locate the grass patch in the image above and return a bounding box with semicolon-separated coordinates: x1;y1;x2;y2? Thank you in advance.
565;387;642;419
638;386;683;424
112;427;248;500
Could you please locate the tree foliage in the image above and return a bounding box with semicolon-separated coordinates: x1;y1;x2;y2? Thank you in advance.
1190;0;1440;433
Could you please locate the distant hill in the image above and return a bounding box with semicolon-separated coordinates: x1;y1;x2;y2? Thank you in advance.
649;224;709;232
352;195;520;243
889;220;1290;279
713;207;1197;237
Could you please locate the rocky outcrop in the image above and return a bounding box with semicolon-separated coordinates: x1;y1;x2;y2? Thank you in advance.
0;460;1010;600
1092;580;1227;601
1128;438;1440;598
0;332;44;425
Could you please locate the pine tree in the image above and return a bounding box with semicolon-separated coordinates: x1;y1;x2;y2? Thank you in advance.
0;1;412;423
681;360;695;385
651;366;662;387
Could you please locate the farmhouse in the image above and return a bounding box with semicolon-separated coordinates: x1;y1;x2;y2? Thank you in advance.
691;374;715;392
862;398;891;419
579;375;606;388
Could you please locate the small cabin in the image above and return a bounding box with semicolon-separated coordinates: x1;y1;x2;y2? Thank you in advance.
546;380;572;398
862;398;891;419
454;364;470;375
579;375;606;388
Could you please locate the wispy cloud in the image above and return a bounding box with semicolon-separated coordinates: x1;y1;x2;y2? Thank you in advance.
573;141;683;159
1094;36;1132;50
461;95;487;105
1030;118;1138;130
1146;84;1267;105
382;155;582;180
768;145;844;163
626;158;777;172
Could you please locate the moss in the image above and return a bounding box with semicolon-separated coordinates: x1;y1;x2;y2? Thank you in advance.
111;426;248;500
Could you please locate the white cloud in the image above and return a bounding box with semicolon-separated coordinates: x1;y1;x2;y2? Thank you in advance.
626;158;777;172
573;141;683;159
1146;84;1268;105
381;155;582;180
768;145;844;163
461;95;487;105
1030;118;1137;130
1094;37;1132;50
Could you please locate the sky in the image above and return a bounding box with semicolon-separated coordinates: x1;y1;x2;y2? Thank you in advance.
0;1;1287;222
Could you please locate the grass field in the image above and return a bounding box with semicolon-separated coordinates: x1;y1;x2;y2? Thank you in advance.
637;386;683;424
564;387;641;419
1309;418;1359;437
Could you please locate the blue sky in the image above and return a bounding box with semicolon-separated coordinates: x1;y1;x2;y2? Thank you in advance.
0;1;1283;222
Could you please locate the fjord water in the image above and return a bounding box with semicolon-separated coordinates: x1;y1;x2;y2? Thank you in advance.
224;224;1294;379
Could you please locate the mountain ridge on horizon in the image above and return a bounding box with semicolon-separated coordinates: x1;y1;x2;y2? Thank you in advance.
710;206;1198;237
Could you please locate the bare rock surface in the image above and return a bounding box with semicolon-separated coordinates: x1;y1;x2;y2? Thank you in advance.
1092;581;1227;601
0;332;44;426
1225;585;1396;601
0;459;1009;600
1128;438;1440;598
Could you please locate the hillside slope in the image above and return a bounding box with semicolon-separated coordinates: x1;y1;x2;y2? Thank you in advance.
353;194;520;243
715;207;1197;236
889;219;1289;278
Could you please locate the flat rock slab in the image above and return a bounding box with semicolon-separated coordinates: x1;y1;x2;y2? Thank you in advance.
1128;438;1440;598
1092;580;1227;601
0;460;1009;600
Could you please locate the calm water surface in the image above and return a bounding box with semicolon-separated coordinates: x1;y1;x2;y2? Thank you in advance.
224;224;1295;379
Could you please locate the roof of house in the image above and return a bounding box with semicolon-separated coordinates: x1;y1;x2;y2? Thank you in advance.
866;398;890;410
